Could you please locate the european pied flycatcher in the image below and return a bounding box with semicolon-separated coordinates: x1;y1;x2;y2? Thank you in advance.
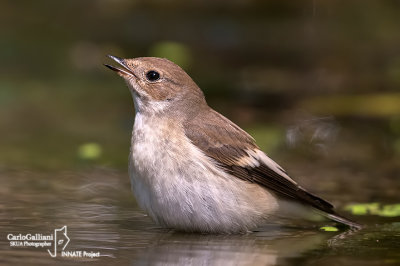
105;55;361;233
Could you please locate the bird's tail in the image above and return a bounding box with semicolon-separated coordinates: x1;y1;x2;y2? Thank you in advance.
325;212;363;230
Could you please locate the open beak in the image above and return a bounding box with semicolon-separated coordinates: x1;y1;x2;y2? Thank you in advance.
104;55;137;78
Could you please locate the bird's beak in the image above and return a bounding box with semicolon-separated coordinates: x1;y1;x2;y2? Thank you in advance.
104;55;137;78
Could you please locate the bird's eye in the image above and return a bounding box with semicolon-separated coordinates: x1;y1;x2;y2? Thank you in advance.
145;70;160;81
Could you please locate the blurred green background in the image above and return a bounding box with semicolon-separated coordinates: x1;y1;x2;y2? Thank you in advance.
1;0;400;176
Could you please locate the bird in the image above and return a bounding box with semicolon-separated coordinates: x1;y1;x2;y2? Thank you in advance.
104;55;361;233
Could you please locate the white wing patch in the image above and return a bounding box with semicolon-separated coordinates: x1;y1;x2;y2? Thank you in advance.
236;149;298;185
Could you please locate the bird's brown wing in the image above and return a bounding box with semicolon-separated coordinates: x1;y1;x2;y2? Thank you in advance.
183;108;335;214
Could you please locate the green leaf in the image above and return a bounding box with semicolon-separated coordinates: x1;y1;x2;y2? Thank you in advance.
320;226;339;232
344;203;400;217
379;204;400;217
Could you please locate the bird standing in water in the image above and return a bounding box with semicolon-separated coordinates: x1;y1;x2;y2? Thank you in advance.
105;55;361;233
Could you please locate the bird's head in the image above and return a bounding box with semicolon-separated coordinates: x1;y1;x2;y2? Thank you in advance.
105;55;206;115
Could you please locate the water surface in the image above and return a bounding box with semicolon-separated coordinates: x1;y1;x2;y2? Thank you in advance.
1;168;399;266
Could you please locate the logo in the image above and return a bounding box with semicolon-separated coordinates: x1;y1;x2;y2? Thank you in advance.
47;226;70;257
7;226;100;259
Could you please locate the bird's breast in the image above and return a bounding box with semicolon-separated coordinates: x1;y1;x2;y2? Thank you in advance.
129;114;201;217
130;114;191;179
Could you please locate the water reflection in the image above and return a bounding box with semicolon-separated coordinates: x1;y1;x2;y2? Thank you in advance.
132;230;330;266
